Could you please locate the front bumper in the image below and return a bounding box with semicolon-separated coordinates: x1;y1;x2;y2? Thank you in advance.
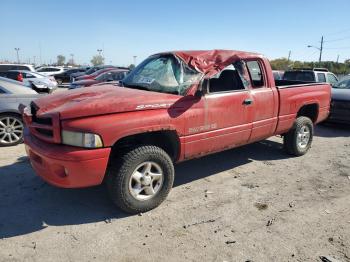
24;129;111;188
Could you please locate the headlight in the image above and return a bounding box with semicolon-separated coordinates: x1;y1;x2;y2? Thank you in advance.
61;130;103;148
33;83;46;89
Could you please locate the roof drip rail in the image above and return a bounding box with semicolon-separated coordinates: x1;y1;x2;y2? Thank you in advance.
313;68;329;72
290;67;329;72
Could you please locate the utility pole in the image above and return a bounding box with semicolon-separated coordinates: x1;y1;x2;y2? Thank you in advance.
70;53;74;65
287;50;291;62
39;43;42;65
14;48;20;63
287;50;291;69
307;36;324;64
319;36;323;63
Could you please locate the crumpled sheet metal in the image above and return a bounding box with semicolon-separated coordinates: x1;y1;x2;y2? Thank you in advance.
172;50;262;77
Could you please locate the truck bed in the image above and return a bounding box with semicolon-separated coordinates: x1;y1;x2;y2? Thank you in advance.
274;81;331;135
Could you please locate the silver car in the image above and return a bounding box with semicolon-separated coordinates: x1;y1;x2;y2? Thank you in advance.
0;77;41;146
15;70;58;93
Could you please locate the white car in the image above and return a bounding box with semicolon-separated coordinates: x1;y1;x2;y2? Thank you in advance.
0;70;58;93
17;70;58;93
0;64;35;72
36;66;65;76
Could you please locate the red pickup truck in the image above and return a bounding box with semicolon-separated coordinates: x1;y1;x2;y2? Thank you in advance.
22;50;331;213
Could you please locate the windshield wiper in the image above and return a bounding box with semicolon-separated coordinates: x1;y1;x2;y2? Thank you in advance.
123;83;151;91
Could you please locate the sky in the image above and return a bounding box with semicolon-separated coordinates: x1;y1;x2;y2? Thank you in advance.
1;0;350;66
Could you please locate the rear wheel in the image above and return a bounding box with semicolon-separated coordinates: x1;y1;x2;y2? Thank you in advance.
0;114;24;147
106;145;174;214
283;116;314;156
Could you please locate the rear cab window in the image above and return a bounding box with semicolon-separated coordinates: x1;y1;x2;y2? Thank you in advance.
246;61;265;88
208;64;246;93
283;71;316;82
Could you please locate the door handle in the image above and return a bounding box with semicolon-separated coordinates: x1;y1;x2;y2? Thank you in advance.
243;98;253;105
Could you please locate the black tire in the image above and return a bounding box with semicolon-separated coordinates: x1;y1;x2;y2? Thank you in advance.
283;116;314;156
106;145;174;214
0;113;24;147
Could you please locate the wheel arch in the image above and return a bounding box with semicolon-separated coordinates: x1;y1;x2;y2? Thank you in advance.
297;103;319;123
111;130;181;162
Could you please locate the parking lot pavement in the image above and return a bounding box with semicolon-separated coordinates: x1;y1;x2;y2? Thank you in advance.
0;124;349;261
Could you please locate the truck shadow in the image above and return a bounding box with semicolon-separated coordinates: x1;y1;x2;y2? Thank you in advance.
0;139;287;239
315;123;350;138
174;139;287;187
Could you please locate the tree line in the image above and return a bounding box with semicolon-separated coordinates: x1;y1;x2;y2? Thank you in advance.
270;58;350;75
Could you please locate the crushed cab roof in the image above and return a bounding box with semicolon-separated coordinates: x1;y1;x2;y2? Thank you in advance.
157;49;263;77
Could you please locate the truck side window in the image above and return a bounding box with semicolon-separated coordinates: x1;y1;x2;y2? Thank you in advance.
246;61;264;88
208;64;245;93
327;74;338;85
317;73;326;83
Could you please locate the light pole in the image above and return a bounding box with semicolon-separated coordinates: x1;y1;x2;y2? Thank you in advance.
70;53;74;65
14;48;20;63
97;49;103;56
307;36;324;63
133;55;137;65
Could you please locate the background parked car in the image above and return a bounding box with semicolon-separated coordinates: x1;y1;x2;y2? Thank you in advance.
0;64;35;73
0;77;41;146
73;67;117;81
283;68;338;84
328;76;350;123
69;69;129;89
54;67;90;85
0;70;57;93
36;66;66;76
272;70;284;80
70;65;116;81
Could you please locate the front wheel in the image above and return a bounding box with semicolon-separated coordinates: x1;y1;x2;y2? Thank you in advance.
106;145;174;214
283;116;314;156
0;114;24;147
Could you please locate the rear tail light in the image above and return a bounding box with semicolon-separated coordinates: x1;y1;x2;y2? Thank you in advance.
17;73;23;82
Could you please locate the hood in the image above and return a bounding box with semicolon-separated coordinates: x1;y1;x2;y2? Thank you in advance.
75;75;92;81
331;88;350;101
33;84;181;120
71;79;98;87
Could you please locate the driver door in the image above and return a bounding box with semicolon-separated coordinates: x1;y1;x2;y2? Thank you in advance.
184;66;254;158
